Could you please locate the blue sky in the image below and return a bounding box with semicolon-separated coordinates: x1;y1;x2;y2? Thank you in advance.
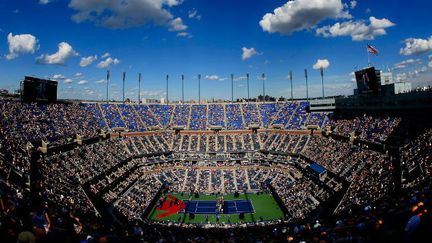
0;0;431;101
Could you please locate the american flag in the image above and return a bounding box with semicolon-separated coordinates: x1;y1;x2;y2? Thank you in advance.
367;44;379;55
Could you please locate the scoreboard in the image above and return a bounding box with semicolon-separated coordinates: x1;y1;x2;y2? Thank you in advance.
355;67;381;94
22;76;57;103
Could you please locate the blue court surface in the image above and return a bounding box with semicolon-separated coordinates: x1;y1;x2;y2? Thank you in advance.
184;200;254;214
223;200;254;214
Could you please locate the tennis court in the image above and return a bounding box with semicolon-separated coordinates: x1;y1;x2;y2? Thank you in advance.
184;199;254;214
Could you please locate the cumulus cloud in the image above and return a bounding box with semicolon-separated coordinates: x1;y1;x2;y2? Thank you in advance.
6;33;38;60
97;57;120;69
259;0;350;35
242;47;259;61
64;78;73;84
39;0;51;4
78;80;88;85
399;36;432;56
80;55;97;67
101;52;110;58
37;42;78;65
316;16;395;41
393;59;422;69
169;17;187;31
68;0;183;29
313;59;330;69
350;1;357;9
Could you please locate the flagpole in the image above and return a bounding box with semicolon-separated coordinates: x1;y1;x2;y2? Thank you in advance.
367;50;371;67
367;45;371;67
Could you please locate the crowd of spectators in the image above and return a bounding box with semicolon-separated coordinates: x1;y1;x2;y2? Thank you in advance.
189;105;207;130
303;135;394;213
401;128;432;187
0;100;102;179
1;98;432;242
328;114;401;143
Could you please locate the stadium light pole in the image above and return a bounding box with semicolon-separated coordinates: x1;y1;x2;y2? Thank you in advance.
289;71;293;101
320;67;325;98
181;74;185;104
231;74;234;103
122;71;126;103
138;73;141;103
246;73;250;103
304;69;309;101
262;73;266;104
166;74;169;104
106;70;110;103
198;74;201;104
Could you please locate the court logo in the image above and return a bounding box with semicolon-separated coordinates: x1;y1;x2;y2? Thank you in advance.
156;195;186;219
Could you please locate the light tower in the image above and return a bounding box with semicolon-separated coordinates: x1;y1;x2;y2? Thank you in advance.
320;67;325;98
231;74;234;103
304;69;309;100
138;73;141;103
262;73;266;103
106;70;110;103
122;71;126;103
181;74;185;103
166;74;169;104
246;73;250;103
289;71;293;101
198;74;201;104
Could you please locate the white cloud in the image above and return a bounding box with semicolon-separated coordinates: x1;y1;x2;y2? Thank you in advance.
68;0;183;29
39;0;51;4
399;36;432;56
177;32;191;38
101;52;110;58
313;59;330;69
350;1;357;9
188;8;201;20
429;60;432;68
316;16;395;41
169;17;187;31
95;79;107;84
75;72;83;77
234;76;247;81
259;0;350;35
52;74;65;80
242;47;259;61
205;75;222;81
393;59;422;69
64;78;73;84
80;55;97;67
37;42;78;65
78;80;88;85
6;33;38;60
97;57;120;69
